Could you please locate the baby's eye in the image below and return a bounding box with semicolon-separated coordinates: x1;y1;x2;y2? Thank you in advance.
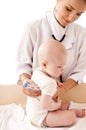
57;66;62;69
66;6;72;12
76;13;82;16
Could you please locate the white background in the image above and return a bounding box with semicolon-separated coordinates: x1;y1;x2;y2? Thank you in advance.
0;0;86;84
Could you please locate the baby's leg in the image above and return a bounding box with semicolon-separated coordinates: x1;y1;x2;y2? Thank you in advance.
61;102;70;110
43;110;76;127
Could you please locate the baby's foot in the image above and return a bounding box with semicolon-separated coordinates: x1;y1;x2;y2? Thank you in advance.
61;102;70;110
74;109;86;118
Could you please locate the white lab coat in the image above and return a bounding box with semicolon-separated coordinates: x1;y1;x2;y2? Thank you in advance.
16;11;86;83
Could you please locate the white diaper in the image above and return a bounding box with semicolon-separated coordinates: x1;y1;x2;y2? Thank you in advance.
30;115;47;128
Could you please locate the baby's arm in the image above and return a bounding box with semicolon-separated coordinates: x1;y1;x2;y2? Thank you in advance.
56;80;63;87
40;94;61;111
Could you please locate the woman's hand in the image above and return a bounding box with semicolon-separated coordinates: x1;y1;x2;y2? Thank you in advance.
23;78;41;97
18;73;41;97
23;87;41;97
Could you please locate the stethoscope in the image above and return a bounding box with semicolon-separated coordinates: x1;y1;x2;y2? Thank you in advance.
52;34;66;82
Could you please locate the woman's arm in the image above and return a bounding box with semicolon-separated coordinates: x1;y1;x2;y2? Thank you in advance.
53;78;78;101
62;78;78;94
18;73;41;97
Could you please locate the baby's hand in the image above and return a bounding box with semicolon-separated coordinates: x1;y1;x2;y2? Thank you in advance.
57;80;63;88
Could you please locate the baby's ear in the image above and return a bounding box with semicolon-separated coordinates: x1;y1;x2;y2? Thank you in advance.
40;60;47;69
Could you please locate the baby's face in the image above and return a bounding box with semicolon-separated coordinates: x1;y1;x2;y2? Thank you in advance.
45;55;67;78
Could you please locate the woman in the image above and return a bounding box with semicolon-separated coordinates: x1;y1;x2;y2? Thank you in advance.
16;0;86;99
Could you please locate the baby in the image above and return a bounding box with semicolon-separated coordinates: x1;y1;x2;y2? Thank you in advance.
26;39;86;128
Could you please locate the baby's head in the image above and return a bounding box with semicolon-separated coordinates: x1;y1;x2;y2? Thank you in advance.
38;39;67;78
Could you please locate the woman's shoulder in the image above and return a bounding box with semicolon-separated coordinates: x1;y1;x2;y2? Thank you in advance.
25;11;53;32
70;22;86;32
67;22;86;39
25;16;48;31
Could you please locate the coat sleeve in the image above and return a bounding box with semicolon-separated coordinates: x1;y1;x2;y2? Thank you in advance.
69;26;86;83
16;24;35;76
